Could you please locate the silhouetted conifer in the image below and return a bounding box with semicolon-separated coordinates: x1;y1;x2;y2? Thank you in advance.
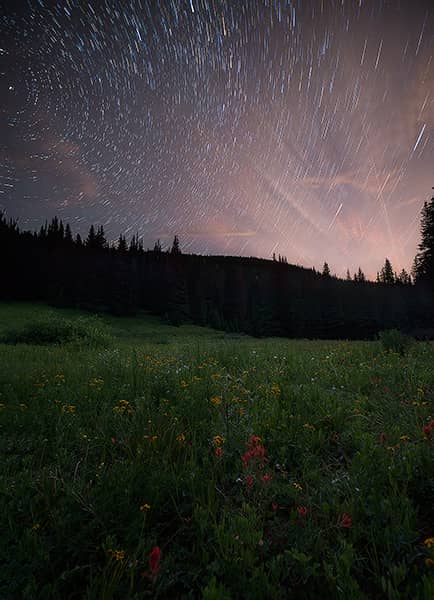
171;235;181;255
413;193;434;286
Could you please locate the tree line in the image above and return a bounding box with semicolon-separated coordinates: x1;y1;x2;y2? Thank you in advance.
1;193;433;338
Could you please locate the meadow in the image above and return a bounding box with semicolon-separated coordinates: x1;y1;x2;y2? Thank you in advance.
0;302;433;599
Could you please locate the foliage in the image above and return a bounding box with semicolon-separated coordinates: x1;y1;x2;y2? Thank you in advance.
2;212;433;338
0;313;111;347
378;329;414;356
0;302;433;598
414;196;434;285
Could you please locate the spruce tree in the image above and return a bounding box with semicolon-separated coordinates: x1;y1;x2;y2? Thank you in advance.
413;194;434;285
322;262;330;277
379;258;395;284
117;234;128;253
171;235;181;255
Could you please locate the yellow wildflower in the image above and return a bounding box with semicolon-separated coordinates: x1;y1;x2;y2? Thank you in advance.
399;435;410;442
213;435;225;447
176;433;186;444
210;395;222;406
31;523;41;531
140;503;151;512
424;537;434;549
293;482;303;491
303;423;315;431
108;549;125;561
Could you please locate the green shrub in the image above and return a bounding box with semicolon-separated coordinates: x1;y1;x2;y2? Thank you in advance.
0;314;111;347
378;329;414;356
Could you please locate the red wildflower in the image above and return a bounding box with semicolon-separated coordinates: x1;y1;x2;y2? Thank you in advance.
271;502;279;511
143;546;161;582
422;420;434;437
339;513;352;528
297;506;308;518
261;473;273;484
214;447;224;458
242;442;266;468
111;437;116;444
379;432;387;444
245;475;254;489
247;434;262;447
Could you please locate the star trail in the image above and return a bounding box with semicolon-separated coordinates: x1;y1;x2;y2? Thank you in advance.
1;0;433;276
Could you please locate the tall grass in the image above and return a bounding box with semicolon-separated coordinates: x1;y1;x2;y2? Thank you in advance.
0;304;433;598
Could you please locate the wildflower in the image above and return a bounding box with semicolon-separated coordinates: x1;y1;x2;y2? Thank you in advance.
422;420;434;437
108;549;125;561
399;435;410;442
31;523;41;531
143;546;162;582
213;435;225;447
339;513;352;529
180;380;188;388
214;447;224;458
271;502;279;511
297;506;308;518
303;423;315;431
247;435;261;447
140;503;151;512
245;474;254;489
261;473;273;484
210;395;222;406
176;433;186;444
379;432;387;444
293;482;302;491
424;537;434;549
61;405;76;414
242;436;267;468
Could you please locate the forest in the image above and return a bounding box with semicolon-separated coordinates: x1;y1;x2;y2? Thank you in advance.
1;195;433;339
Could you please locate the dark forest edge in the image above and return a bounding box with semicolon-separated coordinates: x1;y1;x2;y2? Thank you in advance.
1;194;433;339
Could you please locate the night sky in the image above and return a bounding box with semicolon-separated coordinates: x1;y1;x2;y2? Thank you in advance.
1;1;433;277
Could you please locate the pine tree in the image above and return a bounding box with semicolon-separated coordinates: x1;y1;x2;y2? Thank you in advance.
86;225;97;248
117;234;128;253
346;269;351;281
354;267;365;282
322;262;330;277
396;268;411;285
413;194;434;285
95;225;107;249
153;239;162;253
65;223;73;244
379;258;395;284
171;235;181;255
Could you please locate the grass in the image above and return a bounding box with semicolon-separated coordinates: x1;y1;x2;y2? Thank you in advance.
0;302;433;598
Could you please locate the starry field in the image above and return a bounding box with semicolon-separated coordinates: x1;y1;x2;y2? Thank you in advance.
1;0;433;277
0;303;433;598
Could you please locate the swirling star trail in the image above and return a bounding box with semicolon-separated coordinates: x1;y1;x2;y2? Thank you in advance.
1;0;433;276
